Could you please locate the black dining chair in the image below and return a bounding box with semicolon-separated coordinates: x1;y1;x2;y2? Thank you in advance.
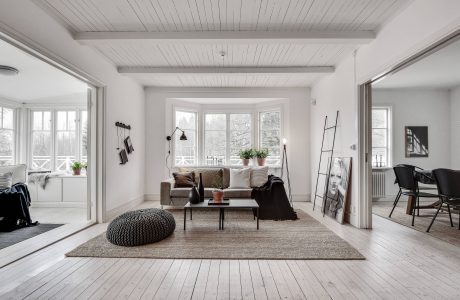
390;165;438;226
427;168;460;232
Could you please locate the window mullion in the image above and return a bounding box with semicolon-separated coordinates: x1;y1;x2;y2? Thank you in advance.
226;114;230;165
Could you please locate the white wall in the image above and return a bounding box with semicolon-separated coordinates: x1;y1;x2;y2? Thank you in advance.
311;0;460;227
0;0;146;215
450;86;460;169
145;87;311;201
373;88;451;196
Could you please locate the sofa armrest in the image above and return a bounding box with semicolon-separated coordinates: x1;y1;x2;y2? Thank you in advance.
160;178;175;205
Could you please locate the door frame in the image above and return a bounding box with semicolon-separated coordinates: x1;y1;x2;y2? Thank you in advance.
358;29;460;228
0;28;107;224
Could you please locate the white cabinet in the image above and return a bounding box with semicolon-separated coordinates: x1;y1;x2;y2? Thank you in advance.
29;175;87;208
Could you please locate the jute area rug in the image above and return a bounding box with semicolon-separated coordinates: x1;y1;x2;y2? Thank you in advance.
373;200;460;247
66;209;364;260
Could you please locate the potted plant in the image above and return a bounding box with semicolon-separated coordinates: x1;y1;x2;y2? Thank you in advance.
239;148;254;166
211;178;224;202
255;149;269;166
71;161;83;176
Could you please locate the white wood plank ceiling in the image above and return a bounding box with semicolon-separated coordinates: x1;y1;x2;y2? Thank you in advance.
37;0;412;87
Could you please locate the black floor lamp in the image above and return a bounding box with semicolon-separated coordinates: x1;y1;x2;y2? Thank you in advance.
280;138;293;207
166;127;187;177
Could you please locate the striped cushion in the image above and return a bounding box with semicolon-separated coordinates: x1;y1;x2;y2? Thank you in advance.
250;166;269;187
0;172;13;190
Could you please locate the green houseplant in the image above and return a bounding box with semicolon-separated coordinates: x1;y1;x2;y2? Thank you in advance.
71;161;83;176
255;149;269;166
239;148;254;166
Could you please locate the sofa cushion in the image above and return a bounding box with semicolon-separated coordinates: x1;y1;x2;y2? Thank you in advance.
0;164;27;185
229;168;251;188
171;188;214;198
172;172;195;188
224;188;252;198
0;172;13;189
250;166;269;187
180;168;223;188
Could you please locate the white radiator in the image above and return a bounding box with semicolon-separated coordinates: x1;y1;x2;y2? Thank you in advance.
372;171;386;198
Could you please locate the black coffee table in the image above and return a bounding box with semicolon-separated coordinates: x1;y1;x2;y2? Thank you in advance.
183;199;259;230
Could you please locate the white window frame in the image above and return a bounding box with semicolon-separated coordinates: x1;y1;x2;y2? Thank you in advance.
173;108;198;166
371;105;392;168
0;104;17;166
257;107;283;166
172;104;282;167
29;106;87;171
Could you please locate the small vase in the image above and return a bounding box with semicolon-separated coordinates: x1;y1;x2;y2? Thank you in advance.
242;158;250;166
257;158;266;166
73;168;81;176
189;186;200;204
198;173;205;202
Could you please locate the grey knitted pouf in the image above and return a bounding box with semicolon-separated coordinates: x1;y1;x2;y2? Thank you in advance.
106;208;176;246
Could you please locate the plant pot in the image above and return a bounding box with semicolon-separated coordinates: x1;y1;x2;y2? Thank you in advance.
72;168;81;176
212;190;224;202
242;158;250;166
257;158;266;166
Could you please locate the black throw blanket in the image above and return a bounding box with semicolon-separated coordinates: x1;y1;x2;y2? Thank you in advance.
0;183;36;231
251;175;298;220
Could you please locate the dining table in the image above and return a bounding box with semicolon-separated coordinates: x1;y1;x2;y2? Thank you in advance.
405;169;439;215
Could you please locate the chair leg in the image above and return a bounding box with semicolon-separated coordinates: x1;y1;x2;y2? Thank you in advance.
447;204;453;227
389;190;402;218
412;197;417;226
417;196;420;216
427;204;442;232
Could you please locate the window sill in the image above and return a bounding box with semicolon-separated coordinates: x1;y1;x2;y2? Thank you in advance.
174;165;281;169
372;167;392;171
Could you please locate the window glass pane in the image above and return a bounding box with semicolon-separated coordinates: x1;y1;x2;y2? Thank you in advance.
33;111;43;130
372;129;387;147
43;111;51;130
2;108;14;129
57;111;67;130
32;131;51;170
56;131;76;171
372;109;387;128
230;114;252;165
205;114;226;130
0;129;14;166
81;111;88;163
67;111;76;130
205;114;227;165
175;111;197;166
372;148;388;167
259;111;281;165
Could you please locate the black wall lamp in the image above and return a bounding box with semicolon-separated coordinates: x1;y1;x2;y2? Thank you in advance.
166;127;187;176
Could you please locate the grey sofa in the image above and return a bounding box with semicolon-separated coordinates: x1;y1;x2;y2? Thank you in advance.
160;167;253;207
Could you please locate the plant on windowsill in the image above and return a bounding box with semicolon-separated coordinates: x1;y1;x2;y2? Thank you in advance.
239;148;255;166
211;177;224;203
254;149;269;166
71;161;84;176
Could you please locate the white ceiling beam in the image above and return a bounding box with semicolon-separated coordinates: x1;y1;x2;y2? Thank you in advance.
75;31;375;45
117;66;335;75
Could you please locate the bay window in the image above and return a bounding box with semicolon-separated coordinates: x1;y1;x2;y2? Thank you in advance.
0;106;15;166
174;106;279;167
30;108;87;171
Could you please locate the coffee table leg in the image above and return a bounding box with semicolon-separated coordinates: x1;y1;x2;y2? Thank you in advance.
190;208;192;220
257;207;259;230
219;209;222;230
184;208;186;230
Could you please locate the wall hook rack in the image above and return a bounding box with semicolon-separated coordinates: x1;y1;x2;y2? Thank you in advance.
115;122;131;130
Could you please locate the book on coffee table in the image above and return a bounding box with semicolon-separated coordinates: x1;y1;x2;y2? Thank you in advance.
208;199;230;205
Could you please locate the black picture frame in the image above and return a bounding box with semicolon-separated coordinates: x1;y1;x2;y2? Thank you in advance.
405;126;429;157
124;136;134;154
119;149;128;164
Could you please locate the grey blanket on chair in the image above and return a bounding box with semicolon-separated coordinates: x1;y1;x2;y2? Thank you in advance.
28;172;65;189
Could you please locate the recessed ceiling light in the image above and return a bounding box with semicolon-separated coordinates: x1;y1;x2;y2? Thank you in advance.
0;65;19;76
219;51;226;58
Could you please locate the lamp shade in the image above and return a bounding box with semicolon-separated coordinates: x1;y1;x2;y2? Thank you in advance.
179;131;187;140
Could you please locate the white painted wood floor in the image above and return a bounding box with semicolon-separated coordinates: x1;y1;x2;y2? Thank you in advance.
1;201;459;299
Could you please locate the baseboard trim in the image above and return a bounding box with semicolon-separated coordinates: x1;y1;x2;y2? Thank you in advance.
144;194;160;201
105;195;145;222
